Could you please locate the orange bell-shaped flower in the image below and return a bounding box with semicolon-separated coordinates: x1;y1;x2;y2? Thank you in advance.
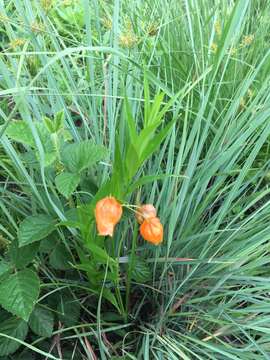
136;204;157;224
140;217;163;245
95;196;123;237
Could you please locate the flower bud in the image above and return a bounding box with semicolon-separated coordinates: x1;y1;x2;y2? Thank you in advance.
95;196;122;237
140;217;163;245
136;204;157;224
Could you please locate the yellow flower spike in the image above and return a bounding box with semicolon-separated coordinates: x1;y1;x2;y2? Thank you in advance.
210;42;218;53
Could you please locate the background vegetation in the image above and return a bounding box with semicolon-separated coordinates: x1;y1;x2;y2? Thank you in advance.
0;0;270;358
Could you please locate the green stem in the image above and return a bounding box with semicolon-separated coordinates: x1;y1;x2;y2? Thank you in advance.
125;222;138;322
114;261;125;317
51;132;61;162
111;236;125;318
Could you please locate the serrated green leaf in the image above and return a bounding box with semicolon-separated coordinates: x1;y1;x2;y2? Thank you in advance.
49;243;72;270
0;317;28;356
35;151;57;167
39;234;58;253
57;296;80;327
0;260;10;277
21;150;37;166
45;152;57;166
18;215;55;247
65;208;79;222
29;306;54;338
0;269;40;321
55;172;80;198
61;140;108;173
131;258;151;283
58;220;80;228
5;121;35;147
9;240;39;269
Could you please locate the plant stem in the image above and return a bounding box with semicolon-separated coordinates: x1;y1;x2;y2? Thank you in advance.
125;222;138;322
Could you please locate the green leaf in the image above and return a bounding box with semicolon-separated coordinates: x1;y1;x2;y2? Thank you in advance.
61;140;108;173
0;269;40;321
0;318;28;356
128;174;171;193
18;215;55;247
49;243;72;270
0;261;10;283
45;152;57;166
36;123;54;151
43;116;55;134
147;92;165;126
54;110;64;132
9;240;39;269
57;296;80;327
39;234;58;253
62;129;73;142
5;120;35;147
58;220;81;229
55;171;80;198
35;151;57;167
143;75;150;125
131;258;151;283
110;137;128;197
65;208;79;222
140;118;176;163
124;96;137;144
14;352;36;360
102;288;121;314
85;242;116;266
0;260;10;277
43;111;64;134
125;143;140;181
29;306;54;338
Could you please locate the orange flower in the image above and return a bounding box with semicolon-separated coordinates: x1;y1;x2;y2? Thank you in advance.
136;204;157;224
95;196;122;237
140;217;163;245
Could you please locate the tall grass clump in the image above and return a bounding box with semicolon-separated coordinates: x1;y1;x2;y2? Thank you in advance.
0;0;270;359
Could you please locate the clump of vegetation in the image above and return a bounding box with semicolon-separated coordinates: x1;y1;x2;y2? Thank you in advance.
0;0;270;359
